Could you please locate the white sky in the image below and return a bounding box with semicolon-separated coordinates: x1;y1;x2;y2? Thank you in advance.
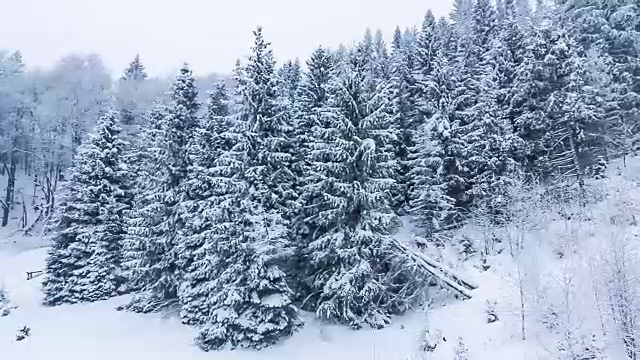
0;0;453;77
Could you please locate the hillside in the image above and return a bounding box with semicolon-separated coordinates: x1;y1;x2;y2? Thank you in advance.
1;157;639;359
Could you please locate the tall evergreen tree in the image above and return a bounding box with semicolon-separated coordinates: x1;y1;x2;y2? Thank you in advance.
562;0;640;161
178;82;235;326
414;10;439;133
277;59;302;107
372;29;391;83
302;44;416;329
409;51;461;233
389;22;422;211
43;112;132;305
126;64;200;312
292;46;336;294
543;29;607;185
121;104;167;293
510;17;606;184
422;0;510;222
471;0;498;67
118;54;149;126
450;0;475;46
121;54;148;82
190;28;302;350
462;0;519;205
435;16;456;60
240;27;297;215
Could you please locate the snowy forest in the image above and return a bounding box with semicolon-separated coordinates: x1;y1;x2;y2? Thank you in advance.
2;0;640;358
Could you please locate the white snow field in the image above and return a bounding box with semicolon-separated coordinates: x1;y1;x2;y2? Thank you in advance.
0;245;544;360
2;158;640;359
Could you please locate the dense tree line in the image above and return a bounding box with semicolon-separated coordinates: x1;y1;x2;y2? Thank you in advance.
19;0;640;351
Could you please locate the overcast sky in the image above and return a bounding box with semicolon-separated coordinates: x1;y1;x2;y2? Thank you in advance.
0;0;453;77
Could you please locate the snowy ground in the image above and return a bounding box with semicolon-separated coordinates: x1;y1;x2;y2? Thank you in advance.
0;242;553;360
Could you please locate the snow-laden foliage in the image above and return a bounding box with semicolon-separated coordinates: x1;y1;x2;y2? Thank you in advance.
238;27;297;216
0;286;16;317
18;0;640;353
124;64;200;312
120;105;168;294
42;112;132;305
177;81;235;325
194;198;301;351
177;29;301;350
299;44;418;329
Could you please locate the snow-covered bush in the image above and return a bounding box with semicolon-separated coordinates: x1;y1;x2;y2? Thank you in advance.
411;312;442;359
15;326;30;341
557;331;602;360
485;299;498;324
0;286;16;317
453;336;469;360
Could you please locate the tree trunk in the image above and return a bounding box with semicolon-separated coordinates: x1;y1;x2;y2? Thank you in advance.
2;155;16;227
568;127;584;189
19;191;27;229
32;173;37;206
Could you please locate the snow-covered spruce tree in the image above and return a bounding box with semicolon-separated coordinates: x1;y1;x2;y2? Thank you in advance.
277;58;303;197
187;27;301;350
421;0;514;226
389;26;417;211
409;0;508;232
409;51;459;235
277;58;302;108
118;54;149;126
450;0;475;46
121;54;148;82
562;0;640;163
42;112;132;305
178;81;236;325
302;43;418;329
493;0;529;120
294;47;334;180
434;16;456;61
125;64;200;312
194;193;302;351
541;29;606;186
509;23;554;175
511;18;606;184
371;29;391;84
461;67;520;213
121;104;167;293
291;46;336;296
396;11;439;212
422;0;515;223
241;27;297;215
471;0;499;67
459;0;521;211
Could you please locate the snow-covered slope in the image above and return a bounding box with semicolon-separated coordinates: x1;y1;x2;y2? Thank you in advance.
2;158;640;359
0;245;545;360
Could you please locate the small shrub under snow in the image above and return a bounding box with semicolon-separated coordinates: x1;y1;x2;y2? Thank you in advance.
15;326;30;341
0;286;17;317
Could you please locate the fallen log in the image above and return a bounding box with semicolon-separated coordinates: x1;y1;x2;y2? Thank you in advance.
409;243;478;290
391;238;476;300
